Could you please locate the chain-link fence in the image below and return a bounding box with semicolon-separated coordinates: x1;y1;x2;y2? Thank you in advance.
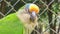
0;0;60;34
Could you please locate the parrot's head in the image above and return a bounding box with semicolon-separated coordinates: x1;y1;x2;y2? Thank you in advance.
17;3;40;34
25;3;39;22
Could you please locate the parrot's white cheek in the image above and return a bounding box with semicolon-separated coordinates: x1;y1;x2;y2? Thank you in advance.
17;12;38;34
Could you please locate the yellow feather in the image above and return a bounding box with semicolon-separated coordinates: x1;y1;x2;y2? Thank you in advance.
29;4;39;14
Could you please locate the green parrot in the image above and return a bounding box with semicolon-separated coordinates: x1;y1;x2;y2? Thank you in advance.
0;3;40;34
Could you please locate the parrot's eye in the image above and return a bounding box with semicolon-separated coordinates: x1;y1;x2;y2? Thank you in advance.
29;4;39;14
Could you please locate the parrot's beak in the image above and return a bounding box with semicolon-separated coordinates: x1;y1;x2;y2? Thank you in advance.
30;11;36;22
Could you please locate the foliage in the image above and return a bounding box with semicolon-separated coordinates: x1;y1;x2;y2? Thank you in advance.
52;3;60;13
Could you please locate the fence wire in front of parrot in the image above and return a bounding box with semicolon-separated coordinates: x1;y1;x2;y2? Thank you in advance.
0;0;60;34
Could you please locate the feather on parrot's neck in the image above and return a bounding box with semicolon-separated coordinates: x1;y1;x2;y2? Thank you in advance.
16;10;38;34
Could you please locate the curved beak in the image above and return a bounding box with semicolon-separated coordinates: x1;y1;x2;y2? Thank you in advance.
30;11;36;22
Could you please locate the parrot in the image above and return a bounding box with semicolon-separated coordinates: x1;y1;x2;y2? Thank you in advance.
0;3;40;34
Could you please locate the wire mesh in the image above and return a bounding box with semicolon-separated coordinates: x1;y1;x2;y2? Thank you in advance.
0;0;60;34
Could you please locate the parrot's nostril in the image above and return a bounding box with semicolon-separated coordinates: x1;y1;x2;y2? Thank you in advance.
32;11;36;17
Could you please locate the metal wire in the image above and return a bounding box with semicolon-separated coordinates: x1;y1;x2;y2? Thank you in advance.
0;0;60;34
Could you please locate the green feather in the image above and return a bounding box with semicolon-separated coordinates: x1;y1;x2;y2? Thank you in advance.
0;13;25;34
